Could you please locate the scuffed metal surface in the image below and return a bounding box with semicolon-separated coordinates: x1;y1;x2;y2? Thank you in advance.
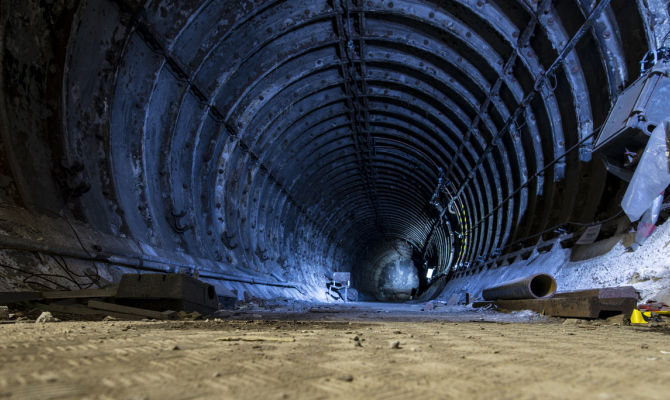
0;0;669;299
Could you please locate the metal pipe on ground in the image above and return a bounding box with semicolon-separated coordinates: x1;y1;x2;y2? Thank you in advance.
482;274;557;301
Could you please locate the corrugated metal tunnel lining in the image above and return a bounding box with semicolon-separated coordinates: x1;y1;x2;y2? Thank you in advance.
2;0;669;300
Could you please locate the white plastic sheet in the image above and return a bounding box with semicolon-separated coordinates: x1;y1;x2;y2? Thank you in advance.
633;192;663;247
621;119;670;221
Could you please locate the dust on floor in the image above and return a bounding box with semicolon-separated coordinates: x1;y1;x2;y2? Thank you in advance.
1;314;669;400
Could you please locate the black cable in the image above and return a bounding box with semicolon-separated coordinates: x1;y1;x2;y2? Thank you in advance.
50;255;83;289
500;210;625;251
21;279;55;290
462;122;621;265
53;255;102;289
0;263;72;290
59;211;94;257
0;201;104;289
471;126;602;230
565;210;625;227
23;275;70;290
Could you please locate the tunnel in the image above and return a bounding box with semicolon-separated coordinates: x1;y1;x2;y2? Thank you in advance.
1;0;670;303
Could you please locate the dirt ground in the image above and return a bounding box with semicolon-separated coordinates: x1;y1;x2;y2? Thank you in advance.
1;303;670;400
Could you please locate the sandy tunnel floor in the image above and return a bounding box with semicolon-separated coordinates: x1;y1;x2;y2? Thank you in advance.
1;306;670;400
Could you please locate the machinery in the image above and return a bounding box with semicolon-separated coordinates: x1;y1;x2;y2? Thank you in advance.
594;48;670;181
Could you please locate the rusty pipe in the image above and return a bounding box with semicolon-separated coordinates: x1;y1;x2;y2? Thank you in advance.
482;273;556;301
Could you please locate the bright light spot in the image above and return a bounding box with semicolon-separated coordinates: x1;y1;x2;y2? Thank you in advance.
426;268;434;279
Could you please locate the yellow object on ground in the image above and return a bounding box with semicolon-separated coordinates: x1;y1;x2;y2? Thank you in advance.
630;309;650;324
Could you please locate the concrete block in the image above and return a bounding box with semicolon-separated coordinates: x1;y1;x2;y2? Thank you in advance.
116;274;219;314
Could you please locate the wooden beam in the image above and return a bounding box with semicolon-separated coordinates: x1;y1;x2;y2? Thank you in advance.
473;292;637;319
41;288;118;299
0;291;42;305
35;303;144;320
495;297;601;318
87;300;176;320
554;286;637;300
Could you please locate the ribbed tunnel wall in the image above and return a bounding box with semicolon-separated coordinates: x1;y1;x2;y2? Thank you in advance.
1;0;669;300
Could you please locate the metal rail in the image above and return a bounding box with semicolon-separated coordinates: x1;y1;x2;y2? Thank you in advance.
447;0;612;206
419;0;613;271
421;0;554;266
443;0;554;180
470;129;600;230
110;0;334;242
333;0;385;234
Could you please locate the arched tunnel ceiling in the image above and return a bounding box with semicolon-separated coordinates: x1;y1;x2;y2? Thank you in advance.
2;0;669;298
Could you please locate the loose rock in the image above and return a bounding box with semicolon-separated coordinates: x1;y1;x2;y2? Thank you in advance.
177;311;201;321
605;314;627;326
562;318;581;325
35;312;59;324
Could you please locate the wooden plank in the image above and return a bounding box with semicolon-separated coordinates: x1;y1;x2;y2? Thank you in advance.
1;287;121;304
475;287;637;319
37;303;99;315
476;296;635;319
554;286;637;299
554;289;600;299
87;300;176;320
35;303;144;320
41;288;118;300
597;286;637;299
598;297;637;317
0;291;42;305
493;297;601;318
